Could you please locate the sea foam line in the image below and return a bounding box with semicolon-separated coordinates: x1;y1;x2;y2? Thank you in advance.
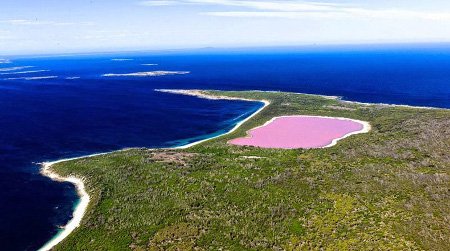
0;66;34;72
6;76;57;80
111;58;133;61
0;70;50;75
38;90;269;251
102;71;189;77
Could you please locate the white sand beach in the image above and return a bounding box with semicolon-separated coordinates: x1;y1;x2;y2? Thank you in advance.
38;91;269;250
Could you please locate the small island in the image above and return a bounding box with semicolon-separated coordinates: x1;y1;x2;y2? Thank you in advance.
44;90;449;250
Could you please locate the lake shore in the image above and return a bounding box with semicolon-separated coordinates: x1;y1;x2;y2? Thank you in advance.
228;115;371;149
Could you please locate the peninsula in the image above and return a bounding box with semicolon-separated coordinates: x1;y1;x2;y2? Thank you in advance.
43;90;450;250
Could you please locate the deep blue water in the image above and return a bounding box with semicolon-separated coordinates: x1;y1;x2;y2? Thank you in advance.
1;45;449;250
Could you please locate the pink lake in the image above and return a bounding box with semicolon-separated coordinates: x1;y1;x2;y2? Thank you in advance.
229;116;369;149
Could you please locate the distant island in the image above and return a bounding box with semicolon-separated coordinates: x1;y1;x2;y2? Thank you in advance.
42;90;449;250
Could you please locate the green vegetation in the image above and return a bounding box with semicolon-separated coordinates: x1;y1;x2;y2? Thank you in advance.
51;91;449;250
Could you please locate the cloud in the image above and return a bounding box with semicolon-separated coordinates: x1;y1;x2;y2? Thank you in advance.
0;19;95;26
139;0;450;21
141;0;177;6
204;10;450;21
0;30;15;40
139;0;342;10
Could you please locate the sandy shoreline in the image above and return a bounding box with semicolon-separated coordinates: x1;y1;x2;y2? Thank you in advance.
155;89;271;102
157;88;448;110
38;91;268;251
38;152;109;251
38;167;88;251
156;89;270;150
38;88;436;250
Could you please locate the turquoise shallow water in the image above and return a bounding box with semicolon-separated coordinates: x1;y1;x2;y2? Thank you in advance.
1;45;449;250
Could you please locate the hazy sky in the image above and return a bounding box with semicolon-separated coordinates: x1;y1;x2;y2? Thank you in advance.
2;0;450;55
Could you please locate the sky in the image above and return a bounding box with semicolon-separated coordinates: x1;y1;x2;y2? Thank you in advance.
1;0;450;55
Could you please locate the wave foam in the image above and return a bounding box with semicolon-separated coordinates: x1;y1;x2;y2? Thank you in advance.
6;76;58;80
111;58;133;61
102;71;190;77
0;70;50;75
0;66;34;72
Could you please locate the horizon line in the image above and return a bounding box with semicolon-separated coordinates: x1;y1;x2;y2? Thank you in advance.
3;41;450;58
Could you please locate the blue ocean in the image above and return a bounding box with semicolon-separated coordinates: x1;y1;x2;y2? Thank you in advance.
0;44;449;250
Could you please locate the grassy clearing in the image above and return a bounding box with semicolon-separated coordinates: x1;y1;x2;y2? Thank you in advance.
51;91;449;250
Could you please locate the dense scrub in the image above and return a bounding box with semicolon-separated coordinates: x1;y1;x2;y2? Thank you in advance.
52;91;449;250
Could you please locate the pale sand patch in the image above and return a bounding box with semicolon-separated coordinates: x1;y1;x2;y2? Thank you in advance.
324;105;358;111
240;156;267;159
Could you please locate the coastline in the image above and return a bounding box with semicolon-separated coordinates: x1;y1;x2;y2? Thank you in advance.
38;163;89;251
155;89;272;103
38;91;269;251
161;90;271;149
156;88;449;110
227;115;371;149
37;88;440;250
37;151;118;251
